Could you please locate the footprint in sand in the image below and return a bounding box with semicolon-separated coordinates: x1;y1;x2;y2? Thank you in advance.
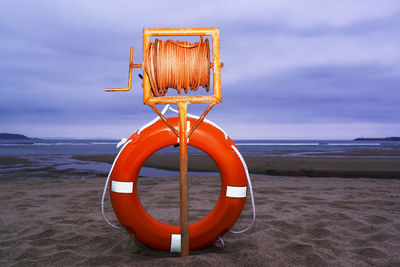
308;227;331;239
365;215;391;225
355;247;387;258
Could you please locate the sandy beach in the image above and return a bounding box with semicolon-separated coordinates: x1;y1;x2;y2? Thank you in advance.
1;154;400;266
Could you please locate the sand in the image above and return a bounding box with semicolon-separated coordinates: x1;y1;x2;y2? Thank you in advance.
1;174;400;266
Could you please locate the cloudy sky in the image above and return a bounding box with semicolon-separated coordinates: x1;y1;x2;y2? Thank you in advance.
1;0;400;139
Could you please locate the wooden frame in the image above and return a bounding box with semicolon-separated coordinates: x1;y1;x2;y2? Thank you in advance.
106;28;222;257
142;28;221;105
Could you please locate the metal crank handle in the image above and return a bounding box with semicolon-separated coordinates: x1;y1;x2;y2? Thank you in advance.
105;47;142;92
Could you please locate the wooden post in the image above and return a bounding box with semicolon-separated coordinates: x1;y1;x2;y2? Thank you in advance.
177;101;189;257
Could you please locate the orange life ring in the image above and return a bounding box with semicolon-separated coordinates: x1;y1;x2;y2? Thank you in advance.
110;117;247;251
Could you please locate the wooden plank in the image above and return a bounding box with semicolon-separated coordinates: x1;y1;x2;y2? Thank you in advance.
178;102;189;257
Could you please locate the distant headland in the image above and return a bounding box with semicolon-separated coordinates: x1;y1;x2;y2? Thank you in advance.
354;137;400;141
0;133;33;144
0;133;30;140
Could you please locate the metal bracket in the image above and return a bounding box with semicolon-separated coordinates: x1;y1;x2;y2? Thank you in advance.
105;47;142;92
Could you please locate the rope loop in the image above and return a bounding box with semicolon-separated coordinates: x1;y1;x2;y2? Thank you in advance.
143;37;210;96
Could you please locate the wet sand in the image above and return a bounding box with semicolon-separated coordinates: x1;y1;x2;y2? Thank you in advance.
74;153;400;178
1;175;400;266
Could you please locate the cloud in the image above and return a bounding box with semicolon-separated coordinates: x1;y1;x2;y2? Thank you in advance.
1;1;400;138
219;64;400;124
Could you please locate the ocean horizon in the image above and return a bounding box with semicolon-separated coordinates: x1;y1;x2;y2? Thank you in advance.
1;138;399;156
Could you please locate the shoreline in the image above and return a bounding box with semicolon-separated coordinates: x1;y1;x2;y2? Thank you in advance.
72;154;400;179
2;152;400;181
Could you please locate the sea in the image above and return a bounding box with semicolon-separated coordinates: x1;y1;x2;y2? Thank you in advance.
1;139;400;156
1;139;400;180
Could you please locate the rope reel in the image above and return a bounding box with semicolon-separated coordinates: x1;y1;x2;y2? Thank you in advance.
105;28;222;105
143;37;211;96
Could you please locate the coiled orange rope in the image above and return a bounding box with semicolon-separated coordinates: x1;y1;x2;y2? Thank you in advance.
143;37;210;96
